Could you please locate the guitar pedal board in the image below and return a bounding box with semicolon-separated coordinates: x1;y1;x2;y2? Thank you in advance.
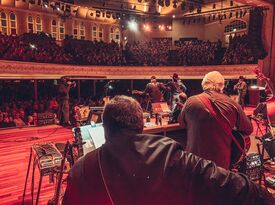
238;153;262;181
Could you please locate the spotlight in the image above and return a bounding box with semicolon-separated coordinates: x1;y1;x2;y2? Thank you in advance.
128;20;138;32
158;24;165;31
165;0;170;7
29;43;37;50
230;0;233;6
213;3;216;9
143;24;151;31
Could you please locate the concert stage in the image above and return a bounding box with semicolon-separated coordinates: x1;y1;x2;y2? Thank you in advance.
0;112;273;205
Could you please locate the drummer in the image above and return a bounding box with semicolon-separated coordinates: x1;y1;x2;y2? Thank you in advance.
144;76;167;103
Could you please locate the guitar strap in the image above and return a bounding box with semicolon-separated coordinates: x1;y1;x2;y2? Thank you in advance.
198;94;246;155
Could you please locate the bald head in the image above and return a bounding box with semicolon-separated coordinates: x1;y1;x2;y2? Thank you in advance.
201;71;225;93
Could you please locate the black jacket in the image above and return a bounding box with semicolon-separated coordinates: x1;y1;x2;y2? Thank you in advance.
63;133;274;205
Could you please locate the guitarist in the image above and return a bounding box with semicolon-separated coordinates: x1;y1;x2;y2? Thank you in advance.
178;71;253;169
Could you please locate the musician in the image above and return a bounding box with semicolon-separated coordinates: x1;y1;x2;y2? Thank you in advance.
58;76;76;126
144;76;167;103
166;73;187;110
63;96;274;205
234;76;247;109
178;71;253;169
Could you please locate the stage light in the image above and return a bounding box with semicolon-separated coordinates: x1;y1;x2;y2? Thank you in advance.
213;4;216;9
143;24;151;31
128;20;138;32
172;14;176;18
158;25;165;31
29;43;37;50
230;0;233;6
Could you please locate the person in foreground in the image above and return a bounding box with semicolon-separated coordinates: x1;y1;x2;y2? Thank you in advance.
62;95;274;205
178;71;253;169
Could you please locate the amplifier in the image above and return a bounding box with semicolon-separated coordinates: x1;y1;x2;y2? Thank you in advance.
238;153;262;181
33;143;63;175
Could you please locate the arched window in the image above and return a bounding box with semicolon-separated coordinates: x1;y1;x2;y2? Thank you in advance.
36;16;42;33
51;19;57;39
27;15;34;33
73;21;78;39
110;27;114;42
59;20;65;40
224;20;247;33
9;13;17;35
224;20;247;46
92;24;97;41
0;12;7;34
114;28;120;44
98;26;103;41
80;22;85;40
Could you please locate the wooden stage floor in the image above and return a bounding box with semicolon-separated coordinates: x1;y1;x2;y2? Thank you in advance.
0;108;273;205
0;125;72;205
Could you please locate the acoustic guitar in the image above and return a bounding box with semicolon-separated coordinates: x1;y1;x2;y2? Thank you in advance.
231;130;251;167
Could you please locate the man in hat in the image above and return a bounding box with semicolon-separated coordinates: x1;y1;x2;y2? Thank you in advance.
234;76;247;109
178;71;253;169
166;73;187;110
144;76;167;103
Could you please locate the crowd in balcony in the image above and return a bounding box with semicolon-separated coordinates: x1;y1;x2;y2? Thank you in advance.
0;32;265;66
124;38;172;66
175;40;222;66
222;34;266;65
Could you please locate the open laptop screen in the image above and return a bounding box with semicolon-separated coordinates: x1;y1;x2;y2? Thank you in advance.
73;123;105;155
